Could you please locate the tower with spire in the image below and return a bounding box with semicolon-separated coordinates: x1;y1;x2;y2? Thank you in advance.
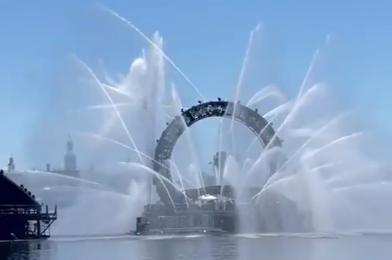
63;135;78;177
8;154;15;173
45;135;79;178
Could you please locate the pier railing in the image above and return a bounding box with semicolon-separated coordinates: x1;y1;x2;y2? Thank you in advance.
0;204;57;240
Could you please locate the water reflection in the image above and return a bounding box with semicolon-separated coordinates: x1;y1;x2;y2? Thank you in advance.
2;234;392;260
0;241;51;260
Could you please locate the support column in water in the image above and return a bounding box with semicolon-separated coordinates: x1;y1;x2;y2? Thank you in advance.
210;151;229;185
141;98;157;205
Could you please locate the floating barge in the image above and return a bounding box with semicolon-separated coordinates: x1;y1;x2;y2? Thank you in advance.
132;194;252;235
0;169;57;242
132;185;313;236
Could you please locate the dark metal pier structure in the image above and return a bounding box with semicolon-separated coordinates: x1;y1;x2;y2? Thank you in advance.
0;170;57;241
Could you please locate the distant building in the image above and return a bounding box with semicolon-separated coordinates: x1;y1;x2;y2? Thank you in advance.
7;155;15;173
64;135;77;173
40;136;80;209
46;135;79;179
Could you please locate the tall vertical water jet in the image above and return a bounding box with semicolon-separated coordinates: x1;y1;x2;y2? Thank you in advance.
298;163;335;233
99;5;206;101
226;24;262;157
139;33;165;203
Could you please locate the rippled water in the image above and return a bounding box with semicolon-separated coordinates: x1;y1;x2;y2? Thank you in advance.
2;234;392;260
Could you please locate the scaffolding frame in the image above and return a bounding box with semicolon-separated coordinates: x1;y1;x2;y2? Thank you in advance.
0;204;57;240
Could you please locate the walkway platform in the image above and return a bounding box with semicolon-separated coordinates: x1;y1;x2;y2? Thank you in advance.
0;170;57;241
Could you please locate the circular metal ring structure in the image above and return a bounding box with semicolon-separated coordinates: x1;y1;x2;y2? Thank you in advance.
153;100;282;208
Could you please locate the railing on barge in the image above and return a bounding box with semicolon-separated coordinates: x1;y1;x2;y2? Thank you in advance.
0;204;57;241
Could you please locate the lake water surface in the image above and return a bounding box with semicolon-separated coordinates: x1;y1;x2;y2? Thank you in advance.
2;233;392;260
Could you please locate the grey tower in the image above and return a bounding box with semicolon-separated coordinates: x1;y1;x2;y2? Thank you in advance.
8;155;15;173
64;135;77;176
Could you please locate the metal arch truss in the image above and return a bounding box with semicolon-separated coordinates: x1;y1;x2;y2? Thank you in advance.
153;100;283;205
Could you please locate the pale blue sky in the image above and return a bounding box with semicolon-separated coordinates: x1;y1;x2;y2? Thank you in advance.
0;0;390;169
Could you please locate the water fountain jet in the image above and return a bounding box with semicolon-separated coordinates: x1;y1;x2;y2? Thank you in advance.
98;5;206;101
73;55;144;164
